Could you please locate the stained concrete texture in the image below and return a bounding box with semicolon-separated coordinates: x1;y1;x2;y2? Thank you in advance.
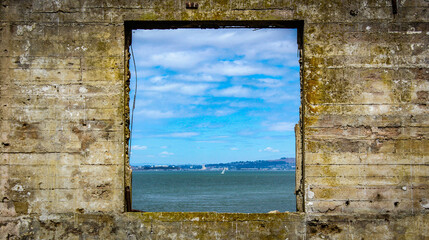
0;0;428;239
1;212;429;240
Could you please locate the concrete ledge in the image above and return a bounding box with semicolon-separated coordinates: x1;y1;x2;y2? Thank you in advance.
1;212;428;239
126;211;305;222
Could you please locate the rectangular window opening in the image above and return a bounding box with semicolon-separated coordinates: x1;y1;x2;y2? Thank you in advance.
124;21;304;213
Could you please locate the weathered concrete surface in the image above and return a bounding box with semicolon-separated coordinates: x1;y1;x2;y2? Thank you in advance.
1;212;428;239
0;0;428;238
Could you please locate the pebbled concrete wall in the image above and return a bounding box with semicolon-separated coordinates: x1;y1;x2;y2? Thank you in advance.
0;0;428;238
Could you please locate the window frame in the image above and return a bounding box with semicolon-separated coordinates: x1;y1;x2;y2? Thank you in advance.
123;20;305;212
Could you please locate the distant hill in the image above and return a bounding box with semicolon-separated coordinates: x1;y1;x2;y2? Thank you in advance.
204;158;295;170
132;158;296;171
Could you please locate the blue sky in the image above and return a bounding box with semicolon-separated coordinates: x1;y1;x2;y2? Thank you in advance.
129;28;299;165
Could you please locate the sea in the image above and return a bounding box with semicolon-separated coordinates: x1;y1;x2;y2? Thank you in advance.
132;170;296;213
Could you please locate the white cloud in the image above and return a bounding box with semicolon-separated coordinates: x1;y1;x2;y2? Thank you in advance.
211;86;252;98
196;122;224;128
202;60;281;76
230;147;239;151
144;83;213;96
143;50;211;70
133;29;299;77
132;99;153;110
210;85;297;103
149;75;167;83
160;151;174;157
176;74;225;83
259;147;280;153
214;108;236;116
268;122;295;131
228;101;256;108
170;132;199;137
195;140;225;143
179;84;213;95
132;145;147;150
139;91;208;107
136;109;175;119
133;29;297;62
153;132;199;138
255;78;284;88
133;69;161;80
242;40;299;65
260;90;298;103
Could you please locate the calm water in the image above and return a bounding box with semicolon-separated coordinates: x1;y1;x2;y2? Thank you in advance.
132;171;296;213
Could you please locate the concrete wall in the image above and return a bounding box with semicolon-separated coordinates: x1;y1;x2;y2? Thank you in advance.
1;0;428;238
1;212;428;239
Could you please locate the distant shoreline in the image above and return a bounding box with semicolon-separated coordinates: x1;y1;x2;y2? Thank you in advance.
131;158;296;171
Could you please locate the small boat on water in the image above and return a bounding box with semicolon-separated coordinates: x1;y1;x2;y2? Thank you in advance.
221;168;226;174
